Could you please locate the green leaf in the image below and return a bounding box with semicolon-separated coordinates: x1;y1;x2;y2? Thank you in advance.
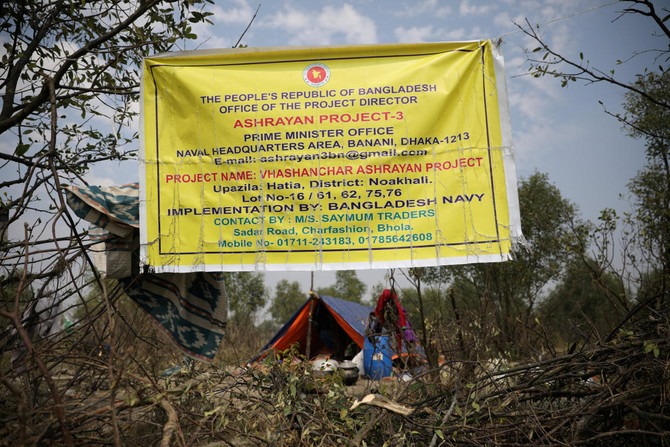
15;143;30;157
435;429;445;440
644;341;660;358
204;405;222;417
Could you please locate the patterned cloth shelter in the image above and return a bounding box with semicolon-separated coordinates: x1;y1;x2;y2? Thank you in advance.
66;183;227;363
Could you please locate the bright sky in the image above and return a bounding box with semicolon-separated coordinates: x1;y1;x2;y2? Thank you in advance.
82;0;666;301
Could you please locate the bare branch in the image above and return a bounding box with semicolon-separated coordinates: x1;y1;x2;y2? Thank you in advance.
517;17;670;110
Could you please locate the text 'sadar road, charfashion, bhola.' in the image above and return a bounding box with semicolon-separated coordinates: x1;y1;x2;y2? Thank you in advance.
140;41;523;273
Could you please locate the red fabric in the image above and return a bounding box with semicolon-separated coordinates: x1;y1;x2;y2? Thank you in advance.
374;289;407;329
374;289;408;350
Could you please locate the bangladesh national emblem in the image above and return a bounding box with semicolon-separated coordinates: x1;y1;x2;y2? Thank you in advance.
303;63;330;87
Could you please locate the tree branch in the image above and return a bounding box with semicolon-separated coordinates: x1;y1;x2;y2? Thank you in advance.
518;17;670;111
0;0;163;134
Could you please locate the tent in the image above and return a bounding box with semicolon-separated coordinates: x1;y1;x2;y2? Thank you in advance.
257;293;373;361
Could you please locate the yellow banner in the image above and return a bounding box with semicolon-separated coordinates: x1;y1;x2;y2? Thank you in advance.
140;41;522;272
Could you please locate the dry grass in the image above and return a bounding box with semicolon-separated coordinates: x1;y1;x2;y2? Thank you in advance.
0;297;668;446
